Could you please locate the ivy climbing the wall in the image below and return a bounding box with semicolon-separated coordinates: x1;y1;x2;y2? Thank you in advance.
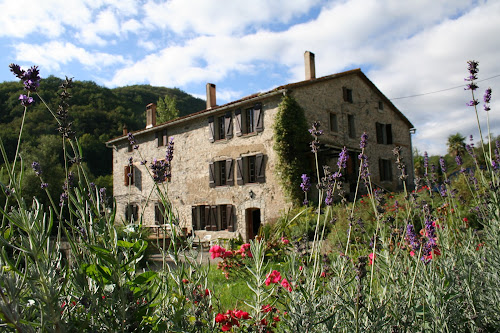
273;94;311;204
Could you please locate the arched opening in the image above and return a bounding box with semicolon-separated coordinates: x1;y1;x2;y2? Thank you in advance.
245;208;261;240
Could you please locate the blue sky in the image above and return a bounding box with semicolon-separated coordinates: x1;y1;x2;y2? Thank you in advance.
1;0;500;155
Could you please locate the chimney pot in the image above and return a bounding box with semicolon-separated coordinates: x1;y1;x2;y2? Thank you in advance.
206;83;216;109
304;51;316;80
123;124;128;135
146;103;156;129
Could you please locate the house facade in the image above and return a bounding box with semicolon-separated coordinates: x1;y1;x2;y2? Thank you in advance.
106;51;415;241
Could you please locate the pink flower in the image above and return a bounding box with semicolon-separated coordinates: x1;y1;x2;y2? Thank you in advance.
320;271;326;278
410;251;415;257
368;252;376;265
209;245;228;259
265;270;282;286
299;266;303;271
281;278;292;291
281;236;290;245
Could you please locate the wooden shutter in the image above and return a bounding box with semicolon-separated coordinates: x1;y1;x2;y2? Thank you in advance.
192;206;198;230
124;165;130;186
234;109;242;136
130;165;135;185
209;162;215;188
132;205;138;221
343;87;348;102
210;206;217;231
236;157;244;185
208;116;215;142
386;124;393;144
226;159;234;186
225;112;233;139
227;205;235;232
155;131;160;147
163;129;168;146
376;122;383;144
204;206;211;230
254;103;263;132
256;153;265;183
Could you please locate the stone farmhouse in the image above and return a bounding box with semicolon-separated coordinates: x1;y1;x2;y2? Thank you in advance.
106;51;415;242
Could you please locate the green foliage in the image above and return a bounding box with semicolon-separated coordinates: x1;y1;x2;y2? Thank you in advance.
447;132;466;156
156;94;180;123
273;95;311;204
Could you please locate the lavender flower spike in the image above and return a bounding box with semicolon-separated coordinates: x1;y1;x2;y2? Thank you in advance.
484;87;492;111
300;174;311;192
337;147;349;169
31;161;42;176
359;132;368;149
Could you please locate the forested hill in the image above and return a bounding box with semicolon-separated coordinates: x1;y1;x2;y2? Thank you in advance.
0;76;205;200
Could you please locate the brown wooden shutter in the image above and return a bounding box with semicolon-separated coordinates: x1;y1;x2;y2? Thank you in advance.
376;122;383;144
192;206;198;230
204;206;211;230
227;205;235;232
124;165;130;186
210;205;218;231
208;116;215;142
256;153;265;183
386;124;393;144
236;157;244;185
225;112;233;139
234;109;242;136
343;87;348;102
254;103;263;132
130;165;135;185
209;162;215;188
155;131;160;147
226;159;234;186
163;129;168;146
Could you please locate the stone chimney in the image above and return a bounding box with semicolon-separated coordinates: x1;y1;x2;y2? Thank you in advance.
206;83;216;109
146;103;156;129
122;124;128;135
304;51;316;80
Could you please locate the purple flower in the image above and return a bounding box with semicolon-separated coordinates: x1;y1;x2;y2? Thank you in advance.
9;64;41;92
99;187;107;204
337;147;349;169
40;183;48;189
423;152;429;169
300;174;311;192
466;99;479;107
150;159;170;183
359;132;368;149
439;156;446;173
324;187;333;206
127;132;137;147
31;161;42;176
483;88;492;111
455;154;463;166
19;94;34;107
465;60;479;82
309;121;323;153
166;137;174;162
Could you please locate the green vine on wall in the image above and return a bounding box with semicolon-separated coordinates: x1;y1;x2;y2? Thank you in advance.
273;95;311;204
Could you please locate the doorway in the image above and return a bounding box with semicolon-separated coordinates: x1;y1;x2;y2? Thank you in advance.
246;208;261;240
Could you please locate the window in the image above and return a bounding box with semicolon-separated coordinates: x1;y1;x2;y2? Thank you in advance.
378;101;384;111
192;205;235;231
155;202;166;225
379;159;393;182
376;122;393;145
236;154;265;185
208;112;233;142
209;159;234;187
125;204;139;222
235;103;263;136
347;115;356;139
124;165;135;186
155;129;168;147
329;113;338;132
343;87;353;103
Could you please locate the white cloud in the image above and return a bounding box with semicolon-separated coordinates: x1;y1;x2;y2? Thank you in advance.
13;41;130;72
142;0;323;36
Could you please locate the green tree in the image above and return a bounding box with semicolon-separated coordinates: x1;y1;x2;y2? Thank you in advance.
273;95;311;204
447;133;466;157
157;95;180;123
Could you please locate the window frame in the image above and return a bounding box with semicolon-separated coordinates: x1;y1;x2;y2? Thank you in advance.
379;158;393;182
376;122;393;145
329;112;338;132
192;204;235;231
125;203;139;222
347;114;356;139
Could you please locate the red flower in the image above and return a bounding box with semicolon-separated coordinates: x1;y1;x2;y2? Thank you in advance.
182;279;189;284
265;270;282;286
262;304;273;313
368;252;376;265
281;236;290;245
476;243;484;251
281;278;292;291
234;310;250;319
221;323;232;331
215;313;226;323
410;250;415;257
320;271;326;277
